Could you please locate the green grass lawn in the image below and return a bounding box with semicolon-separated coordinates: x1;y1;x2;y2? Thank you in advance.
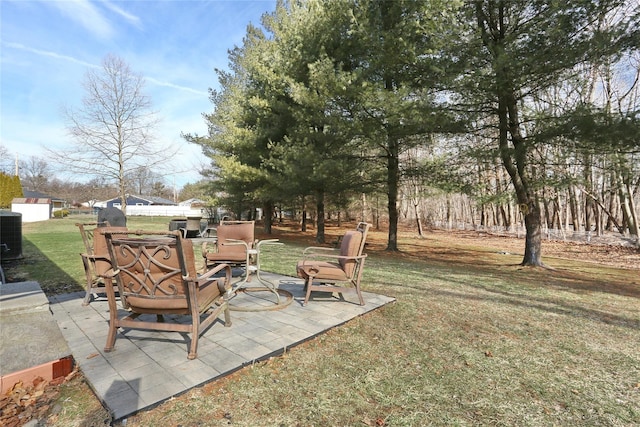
6;215;640;426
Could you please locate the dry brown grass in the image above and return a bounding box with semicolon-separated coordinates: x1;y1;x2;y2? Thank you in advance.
9;218;639;426
116;222;639;427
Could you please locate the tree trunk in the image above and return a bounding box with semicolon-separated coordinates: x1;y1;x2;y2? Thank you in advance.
316;191;325;244
606;188;617;232
263;201;273;234
499;205;508;228
498;90;543;266
554;195;565;239
386;134;400;251
584;156;594;233
301;196;307;232
413;200;424;237
581;187;624;234
361;193;369;224
522;202;543;263
625;181;640;247
542;186;552;229
569;185;581;232
625;180;639;243
620;173;639;240
475;1;546;266
118;150;127;215
375;194;381;229
469;200;477;228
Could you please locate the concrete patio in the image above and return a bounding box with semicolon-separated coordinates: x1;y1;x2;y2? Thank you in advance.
48;273;395;421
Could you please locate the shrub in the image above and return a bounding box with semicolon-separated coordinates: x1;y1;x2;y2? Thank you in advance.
0;173;23;208
53;209;69;218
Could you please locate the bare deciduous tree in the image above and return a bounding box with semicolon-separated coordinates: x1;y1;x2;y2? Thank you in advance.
53;54;175;213
0;146;14;175
18;156;50;191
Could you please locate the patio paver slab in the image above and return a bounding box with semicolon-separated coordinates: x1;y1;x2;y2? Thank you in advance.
49;274;395;421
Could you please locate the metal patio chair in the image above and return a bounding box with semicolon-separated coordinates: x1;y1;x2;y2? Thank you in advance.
102;230;233;360
76;222;128;305
201;220;256;275
296;222;371;306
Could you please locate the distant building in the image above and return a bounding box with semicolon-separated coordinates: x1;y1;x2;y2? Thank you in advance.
178;198;207;207
95;195;177;209
23;190;66;211
11;190;67;222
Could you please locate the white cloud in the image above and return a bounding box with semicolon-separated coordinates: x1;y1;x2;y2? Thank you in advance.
145;76;209;96
2;41;98;69
102;1;142;28
1;0;278;188
48;0;114;40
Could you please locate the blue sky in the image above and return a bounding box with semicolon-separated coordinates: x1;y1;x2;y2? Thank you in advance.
1;0;277;188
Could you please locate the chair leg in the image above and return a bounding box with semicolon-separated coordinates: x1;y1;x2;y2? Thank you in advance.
81;257;94;306
356;287;365;305
188;319;200;360
223;304;232;327
104;322;117;353
303;278;313;306
104;281;120;352
188;341;198;359
82;289;93;306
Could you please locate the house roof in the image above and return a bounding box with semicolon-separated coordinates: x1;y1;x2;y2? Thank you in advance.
98;195;177;206
143;195;177;205
178;198;206;206
12;198;51;204
23;190;65;202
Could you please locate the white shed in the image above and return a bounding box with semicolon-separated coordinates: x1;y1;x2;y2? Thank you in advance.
11;198;52;223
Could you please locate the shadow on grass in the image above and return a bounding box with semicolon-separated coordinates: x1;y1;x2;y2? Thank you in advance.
386;264;640;331
2;238;84;296
440;285;639;331
384;245;640;298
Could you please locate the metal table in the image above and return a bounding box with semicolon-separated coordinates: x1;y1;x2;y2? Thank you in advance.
230;239;293;310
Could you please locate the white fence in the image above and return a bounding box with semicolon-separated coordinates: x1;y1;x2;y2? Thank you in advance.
126;205;207;218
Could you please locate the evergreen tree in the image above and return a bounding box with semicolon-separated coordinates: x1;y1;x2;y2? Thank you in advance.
450;0;639;265
0;172;23;208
